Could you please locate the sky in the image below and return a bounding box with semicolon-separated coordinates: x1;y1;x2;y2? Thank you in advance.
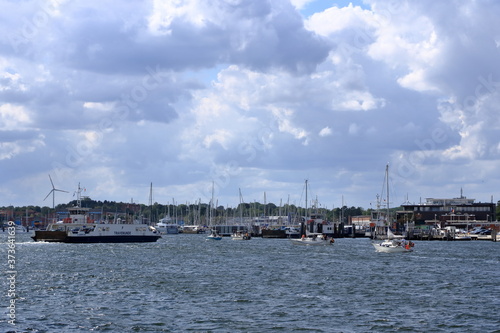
1;0;500;210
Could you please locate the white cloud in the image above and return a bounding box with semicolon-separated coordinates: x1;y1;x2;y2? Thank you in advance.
203;129;233;149
0;104;31;129
83;102;114;111
306;4;375;36
271;106;308;143
290;0;314;10
319;126;332;137
148;0;208;34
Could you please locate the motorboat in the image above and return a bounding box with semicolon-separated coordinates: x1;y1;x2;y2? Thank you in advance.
290;233;334;246
182;225;206;234
206;230;222;240
155;218;179;234
454;233;472;241
231;231;251;240
372;239;414;253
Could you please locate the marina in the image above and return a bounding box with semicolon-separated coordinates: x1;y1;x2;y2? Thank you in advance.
5;177;500;243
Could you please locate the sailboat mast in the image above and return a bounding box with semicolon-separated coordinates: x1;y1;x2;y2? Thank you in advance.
306;180;308;215
264;192;267;218
210;181;214;227
305;180;310;233
149;182;153;225
239;188;243;223
279;198;282;225
385;164;390;226
167;200;170;222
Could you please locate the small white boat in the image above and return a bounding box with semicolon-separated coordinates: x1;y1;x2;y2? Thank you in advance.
231;231;251;240
155;219;179;234
289;180;335;246
371;164;414;253
206;230;222;240
182;225;206;234
290;233;334;246
454;233;472;241
372;239;414;253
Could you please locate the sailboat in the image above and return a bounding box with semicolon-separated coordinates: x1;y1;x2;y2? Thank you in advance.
290;180;334;246
206;181;222;241
232;189;251;240
372;164;414;253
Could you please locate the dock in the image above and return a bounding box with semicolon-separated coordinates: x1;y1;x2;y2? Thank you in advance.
407;228;499;241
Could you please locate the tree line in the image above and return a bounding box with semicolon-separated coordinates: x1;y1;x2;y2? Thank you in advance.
0;197;371;225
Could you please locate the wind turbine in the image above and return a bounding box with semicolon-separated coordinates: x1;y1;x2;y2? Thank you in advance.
43;175;69;209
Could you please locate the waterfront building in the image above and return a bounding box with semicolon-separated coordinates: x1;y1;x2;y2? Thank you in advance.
397;195;496;228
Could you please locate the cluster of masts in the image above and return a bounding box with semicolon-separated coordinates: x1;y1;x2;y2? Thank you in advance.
43;177;338;212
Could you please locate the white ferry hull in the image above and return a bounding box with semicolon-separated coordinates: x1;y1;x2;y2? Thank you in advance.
63;234;161;243
32;223;161;243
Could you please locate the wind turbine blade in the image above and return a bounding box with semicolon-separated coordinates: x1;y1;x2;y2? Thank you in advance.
49;174;55;189
54;189;69;193
44;189;54;201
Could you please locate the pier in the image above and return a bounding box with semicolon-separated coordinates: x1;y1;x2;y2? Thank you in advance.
404;223;500;241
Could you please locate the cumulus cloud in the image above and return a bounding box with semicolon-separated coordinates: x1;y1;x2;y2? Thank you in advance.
0;104;31;129
318;126;332;137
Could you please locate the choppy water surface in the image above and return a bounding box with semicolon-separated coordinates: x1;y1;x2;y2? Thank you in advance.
1;233;499;332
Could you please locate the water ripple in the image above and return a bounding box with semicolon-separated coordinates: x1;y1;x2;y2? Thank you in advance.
1;234;499;332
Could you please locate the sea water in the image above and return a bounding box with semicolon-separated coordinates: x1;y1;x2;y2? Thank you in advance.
1;233;499;332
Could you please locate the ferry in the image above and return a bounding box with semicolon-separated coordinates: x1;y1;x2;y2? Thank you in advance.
32;184;161;243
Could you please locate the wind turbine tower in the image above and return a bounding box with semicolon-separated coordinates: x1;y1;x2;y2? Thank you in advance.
43;175;69;209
